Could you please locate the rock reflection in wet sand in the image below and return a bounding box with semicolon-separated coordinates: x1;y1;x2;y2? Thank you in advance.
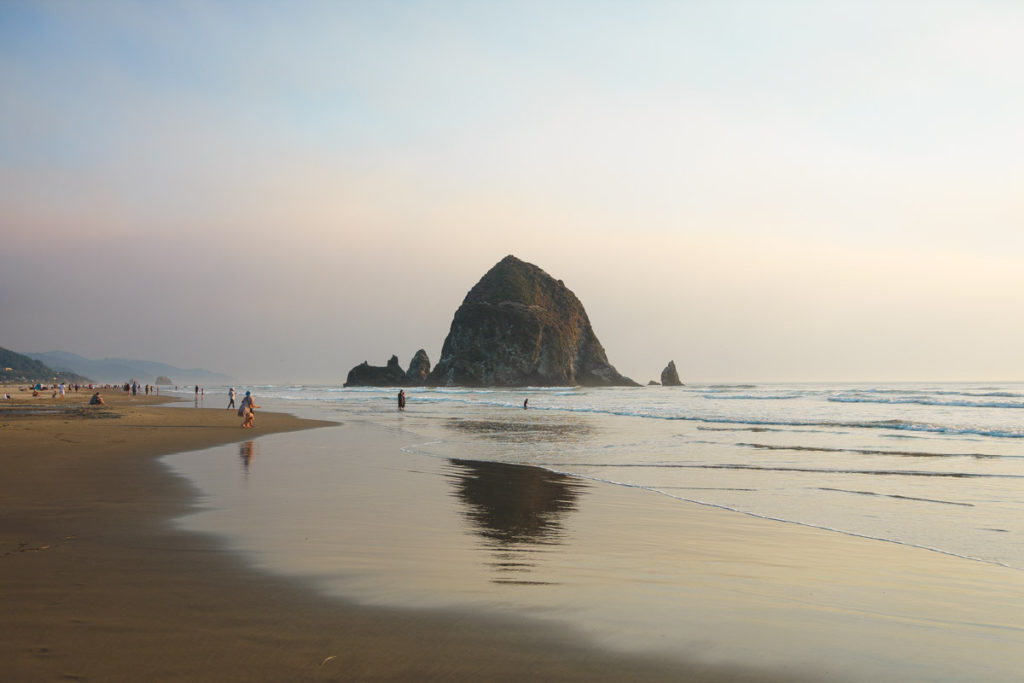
446;416;593;443
447;458;588;585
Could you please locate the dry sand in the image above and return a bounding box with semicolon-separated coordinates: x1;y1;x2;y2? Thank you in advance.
0;388;789;682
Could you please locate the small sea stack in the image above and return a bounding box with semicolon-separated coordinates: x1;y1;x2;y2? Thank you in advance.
660;361;683;386
344;355;410;387
405;349;431;384
344;351;432;387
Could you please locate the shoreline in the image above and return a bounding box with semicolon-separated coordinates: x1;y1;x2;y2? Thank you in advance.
1;390;789;682
163;409;1024;683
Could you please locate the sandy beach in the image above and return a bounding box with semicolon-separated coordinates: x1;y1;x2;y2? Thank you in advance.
2;389;796;682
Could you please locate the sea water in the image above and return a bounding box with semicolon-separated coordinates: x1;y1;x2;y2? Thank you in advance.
163;382;1024;679
180;382;1024;570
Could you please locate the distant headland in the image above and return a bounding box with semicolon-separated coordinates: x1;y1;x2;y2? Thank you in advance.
19;350;233;386
0;347;90;384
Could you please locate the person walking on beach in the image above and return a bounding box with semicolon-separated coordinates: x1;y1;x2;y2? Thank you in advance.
227;387;236;410
239;390;259;428
397;389;406;411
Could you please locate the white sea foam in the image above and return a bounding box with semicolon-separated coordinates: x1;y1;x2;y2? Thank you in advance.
829;394;1024;409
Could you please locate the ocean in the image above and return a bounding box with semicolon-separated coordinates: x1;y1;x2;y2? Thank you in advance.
175;381;1024;569
162;382;1024;679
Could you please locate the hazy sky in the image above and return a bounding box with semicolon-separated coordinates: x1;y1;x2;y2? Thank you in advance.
3;1;1023;383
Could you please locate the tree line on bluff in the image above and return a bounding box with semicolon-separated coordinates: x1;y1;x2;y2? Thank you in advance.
344;255;683;388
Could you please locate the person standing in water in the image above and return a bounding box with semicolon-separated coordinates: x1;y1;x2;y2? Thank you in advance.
398;389;406;411
524;398;529;409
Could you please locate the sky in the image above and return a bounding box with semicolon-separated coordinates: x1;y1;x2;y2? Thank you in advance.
2;0;1023;384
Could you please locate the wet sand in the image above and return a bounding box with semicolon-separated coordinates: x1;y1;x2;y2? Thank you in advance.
168;419;1024;683
0;389;788;682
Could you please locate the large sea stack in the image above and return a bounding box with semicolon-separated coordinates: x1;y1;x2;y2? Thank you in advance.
427;256;637;387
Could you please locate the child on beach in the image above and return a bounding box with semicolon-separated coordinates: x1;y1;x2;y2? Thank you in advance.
238;391;260;428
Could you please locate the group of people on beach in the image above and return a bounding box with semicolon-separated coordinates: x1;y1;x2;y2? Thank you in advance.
118;381;161;396
10;382;129;403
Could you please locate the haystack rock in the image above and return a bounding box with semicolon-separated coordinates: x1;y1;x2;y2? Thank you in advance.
428;255;638;387
155;375;173;385
660;360;683;386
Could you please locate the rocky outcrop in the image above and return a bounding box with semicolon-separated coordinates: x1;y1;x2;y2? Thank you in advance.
343;351;432;387
406;349;431;383
344;355;409;387
155;375;173;385
660;360;683;386
648;380;661;386
428;256;638;387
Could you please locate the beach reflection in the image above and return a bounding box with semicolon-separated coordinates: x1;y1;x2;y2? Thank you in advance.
239;441;256;476
447;459;586;584
446;416;593;443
